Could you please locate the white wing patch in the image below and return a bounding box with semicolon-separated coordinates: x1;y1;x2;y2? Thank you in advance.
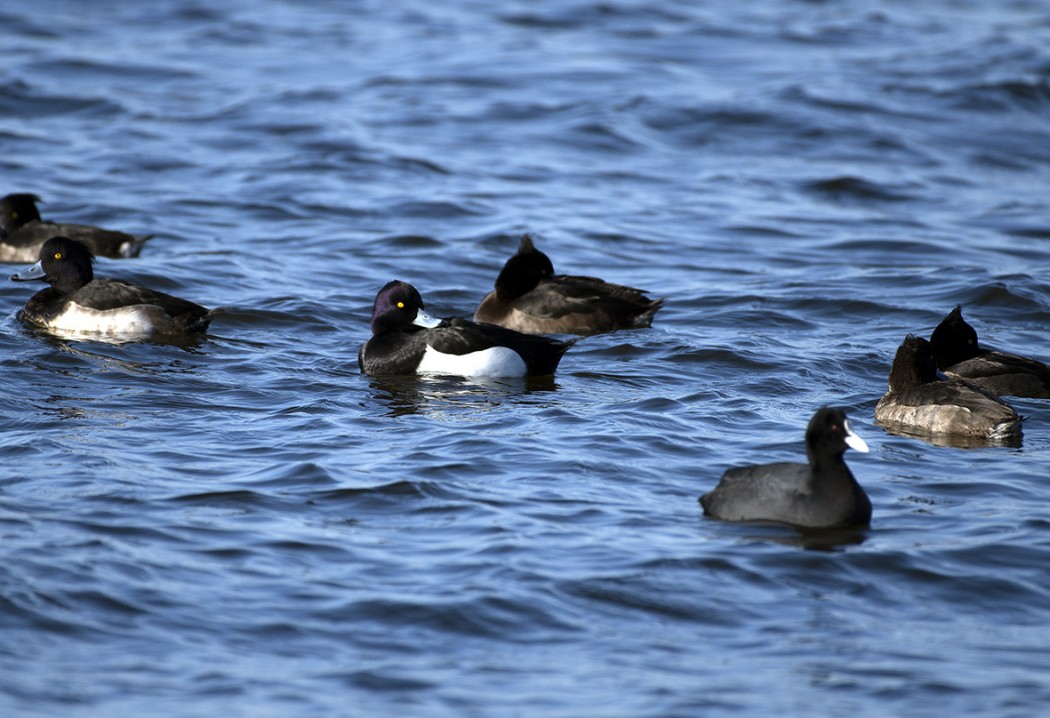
417;345;527;377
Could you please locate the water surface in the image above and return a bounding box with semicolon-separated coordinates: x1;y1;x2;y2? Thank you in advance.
2;1;1050;716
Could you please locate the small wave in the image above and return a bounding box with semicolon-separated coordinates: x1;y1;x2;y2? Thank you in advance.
948;78;1050;113
803;176;918;203
0;79;122;118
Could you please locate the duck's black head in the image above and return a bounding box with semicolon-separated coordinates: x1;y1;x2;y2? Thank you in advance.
493;235;556;300
10;236;94;295
929;305;980;369
887;334;939;391
369;280;441;334
0;193;44;237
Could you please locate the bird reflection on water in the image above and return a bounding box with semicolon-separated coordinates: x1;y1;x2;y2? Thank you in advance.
700;518;869;552
364;374;560;418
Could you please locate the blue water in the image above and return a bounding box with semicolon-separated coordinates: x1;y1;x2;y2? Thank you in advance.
2;1;1050;715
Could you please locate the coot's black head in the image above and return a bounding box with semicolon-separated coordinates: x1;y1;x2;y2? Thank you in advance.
805;406;869;463
494;235;556;300
10;236;94;295
369;280;441;334
0;193;44;236
929;305;980;369
887;334;939;390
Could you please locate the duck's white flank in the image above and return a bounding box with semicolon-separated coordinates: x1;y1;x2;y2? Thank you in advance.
41;302;169;335
417;345;527;377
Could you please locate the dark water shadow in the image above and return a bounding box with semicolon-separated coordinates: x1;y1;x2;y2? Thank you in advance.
702;515;870;552
15;325;214;385
364;374;560;417
789;526;870;552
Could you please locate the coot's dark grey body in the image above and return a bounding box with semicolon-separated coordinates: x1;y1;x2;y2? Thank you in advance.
700;407;871;529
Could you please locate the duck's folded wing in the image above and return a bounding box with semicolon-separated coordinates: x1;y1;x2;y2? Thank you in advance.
509;276;659;319
423;318;504;355
891;380;1019;425
428;317;568;356
71;279;206;315
554;275;655;302
947;352;1050;398
952;351;1050;378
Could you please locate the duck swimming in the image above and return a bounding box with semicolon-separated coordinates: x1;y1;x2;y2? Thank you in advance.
0;193;151;263
10;236;213;336
875;334;1022;444
361;279;573;378
930;305;1050;399
473;235;663;335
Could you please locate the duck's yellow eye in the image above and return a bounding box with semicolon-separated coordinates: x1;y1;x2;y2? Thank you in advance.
53;252;62;260
11;211;18;220
396;301;405;309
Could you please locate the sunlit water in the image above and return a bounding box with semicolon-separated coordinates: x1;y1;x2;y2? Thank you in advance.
2;1;1050;716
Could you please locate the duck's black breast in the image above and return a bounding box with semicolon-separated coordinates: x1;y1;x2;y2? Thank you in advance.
20;287;66;325
359;329;429;376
